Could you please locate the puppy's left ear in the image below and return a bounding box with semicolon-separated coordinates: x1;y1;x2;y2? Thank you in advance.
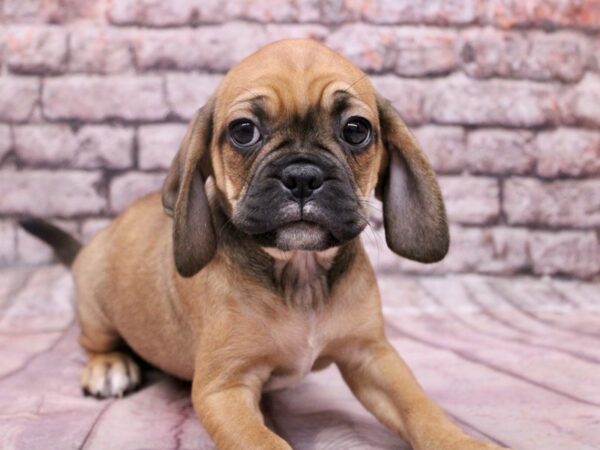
376;94;449;263
162;98;217;277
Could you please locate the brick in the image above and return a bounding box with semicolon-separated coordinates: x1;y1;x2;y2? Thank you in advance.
0;77;39;121
134;22;327;72
73;126;134;169
320;0;362;24
487;0;600;30
530;231;600;278
14;125;77;166
3;0;105;23
0;125;11;162
225;0;320;22
43;76;168;122
263;25;329;43
325;25;398;72
327;25;456;75
439;176;500;224
362;0;480;25
138;124;186;170
108;0;226;26
0;220;17;266
108;0;321;25
466;129;534;175
136;25;326;73
462;22;527;71
561;73;600;127
427;75;560;127
0;170;105;217
61;0;107;21
535;128;600;177
371;76;429;125
2;0;52;23
526;32;590;82
5;26;67;74
413;126;466;173
459;29;589;82
81;218;110;242
504;178;600;227
109;172;164;213
365;225;530;275
16;219;79;265
135;24;269;72
69;26;134;74
165;73;222;120
134;29;203;71
14;125;134;169
395;28;457;76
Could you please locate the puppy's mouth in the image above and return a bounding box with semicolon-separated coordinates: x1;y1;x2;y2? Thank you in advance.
272;220;336;251
249;219;339;251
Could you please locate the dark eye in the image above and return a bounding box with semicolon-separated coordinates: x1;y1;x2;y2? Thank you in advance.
342;117;371;147
229;119;261;148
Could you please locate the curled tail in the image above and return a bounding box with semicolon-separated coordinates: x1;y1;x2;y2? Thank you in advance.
19;218;82;267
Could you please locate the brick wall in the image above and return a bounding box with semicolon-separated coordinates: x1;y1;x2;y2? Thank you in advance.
1;0;599;280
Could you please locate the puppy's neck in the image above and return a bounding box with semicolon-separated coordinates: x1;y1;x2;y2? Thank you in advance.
218;220;358;308
262;248;337;308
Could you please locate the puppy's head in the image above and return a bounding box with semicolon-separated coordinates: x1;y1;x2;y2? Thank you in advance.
163;40;449;277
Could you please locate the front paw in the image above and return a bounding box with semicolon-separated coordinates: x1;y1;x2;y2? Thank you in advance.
81;352;141;398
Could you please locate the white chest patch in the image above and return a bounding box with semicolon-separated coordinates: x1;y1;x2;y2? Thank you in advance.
263;316;323;392
261;248;338;391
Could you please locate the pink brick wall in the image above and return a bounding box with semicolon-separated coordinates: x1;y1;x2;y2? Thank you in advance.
1;0;599;280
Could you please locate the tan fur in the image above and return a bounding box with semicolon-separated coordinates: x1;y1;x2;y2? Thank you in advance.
72;40;507;450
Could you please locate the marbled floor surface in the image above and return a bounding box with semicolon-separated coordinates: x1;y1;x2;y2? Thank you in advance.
1;265;599;450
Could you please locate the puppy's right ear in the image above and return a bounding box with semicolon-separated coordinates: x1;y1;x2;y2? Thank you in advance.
162;99;217;277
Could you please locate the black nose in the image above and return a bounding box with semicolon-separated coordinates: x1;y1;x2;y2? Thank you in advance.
280;163;324;200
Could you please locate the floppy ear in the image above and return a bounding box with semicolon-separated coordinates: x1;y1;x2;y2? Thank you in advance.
162;99;217;277
376;94;449;263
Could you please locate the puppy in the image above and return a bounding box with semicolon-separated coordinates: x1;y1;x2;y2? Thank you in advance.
23;40;506;450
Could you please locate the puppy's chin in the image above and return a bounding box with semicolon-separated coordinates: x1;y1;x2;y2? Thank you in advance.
272;222;336;251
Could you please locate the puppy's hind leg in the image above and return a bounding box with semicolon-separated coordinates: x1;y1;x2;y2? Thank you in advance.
78;302;141;399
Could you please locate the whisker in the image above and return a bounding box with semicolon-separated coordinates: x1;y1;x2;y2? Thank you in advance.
344;74;369;93
216;216;234;245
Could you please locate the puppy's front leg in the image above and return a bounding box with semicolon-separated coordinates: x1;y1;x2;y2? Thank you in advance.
336;339;507;450
192;373;291;450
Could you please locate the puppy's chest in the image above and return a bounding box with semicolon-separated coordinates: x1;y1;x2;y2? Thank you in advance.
263;313;328;392
263;251;335;391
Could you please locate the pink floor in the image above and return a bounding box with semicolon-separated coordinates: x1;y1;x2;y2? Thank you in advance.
1;265;599;449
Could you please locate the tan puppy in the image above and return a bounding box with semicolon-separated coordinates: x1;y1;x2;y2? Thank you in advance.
23;40;506;450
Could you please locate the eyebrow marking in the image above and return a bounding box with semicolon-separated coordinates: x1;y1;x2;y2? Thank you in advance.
232;94;267;107
332;90;352;117
250;100;268;124
231;94;270;126
334;89;356;99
